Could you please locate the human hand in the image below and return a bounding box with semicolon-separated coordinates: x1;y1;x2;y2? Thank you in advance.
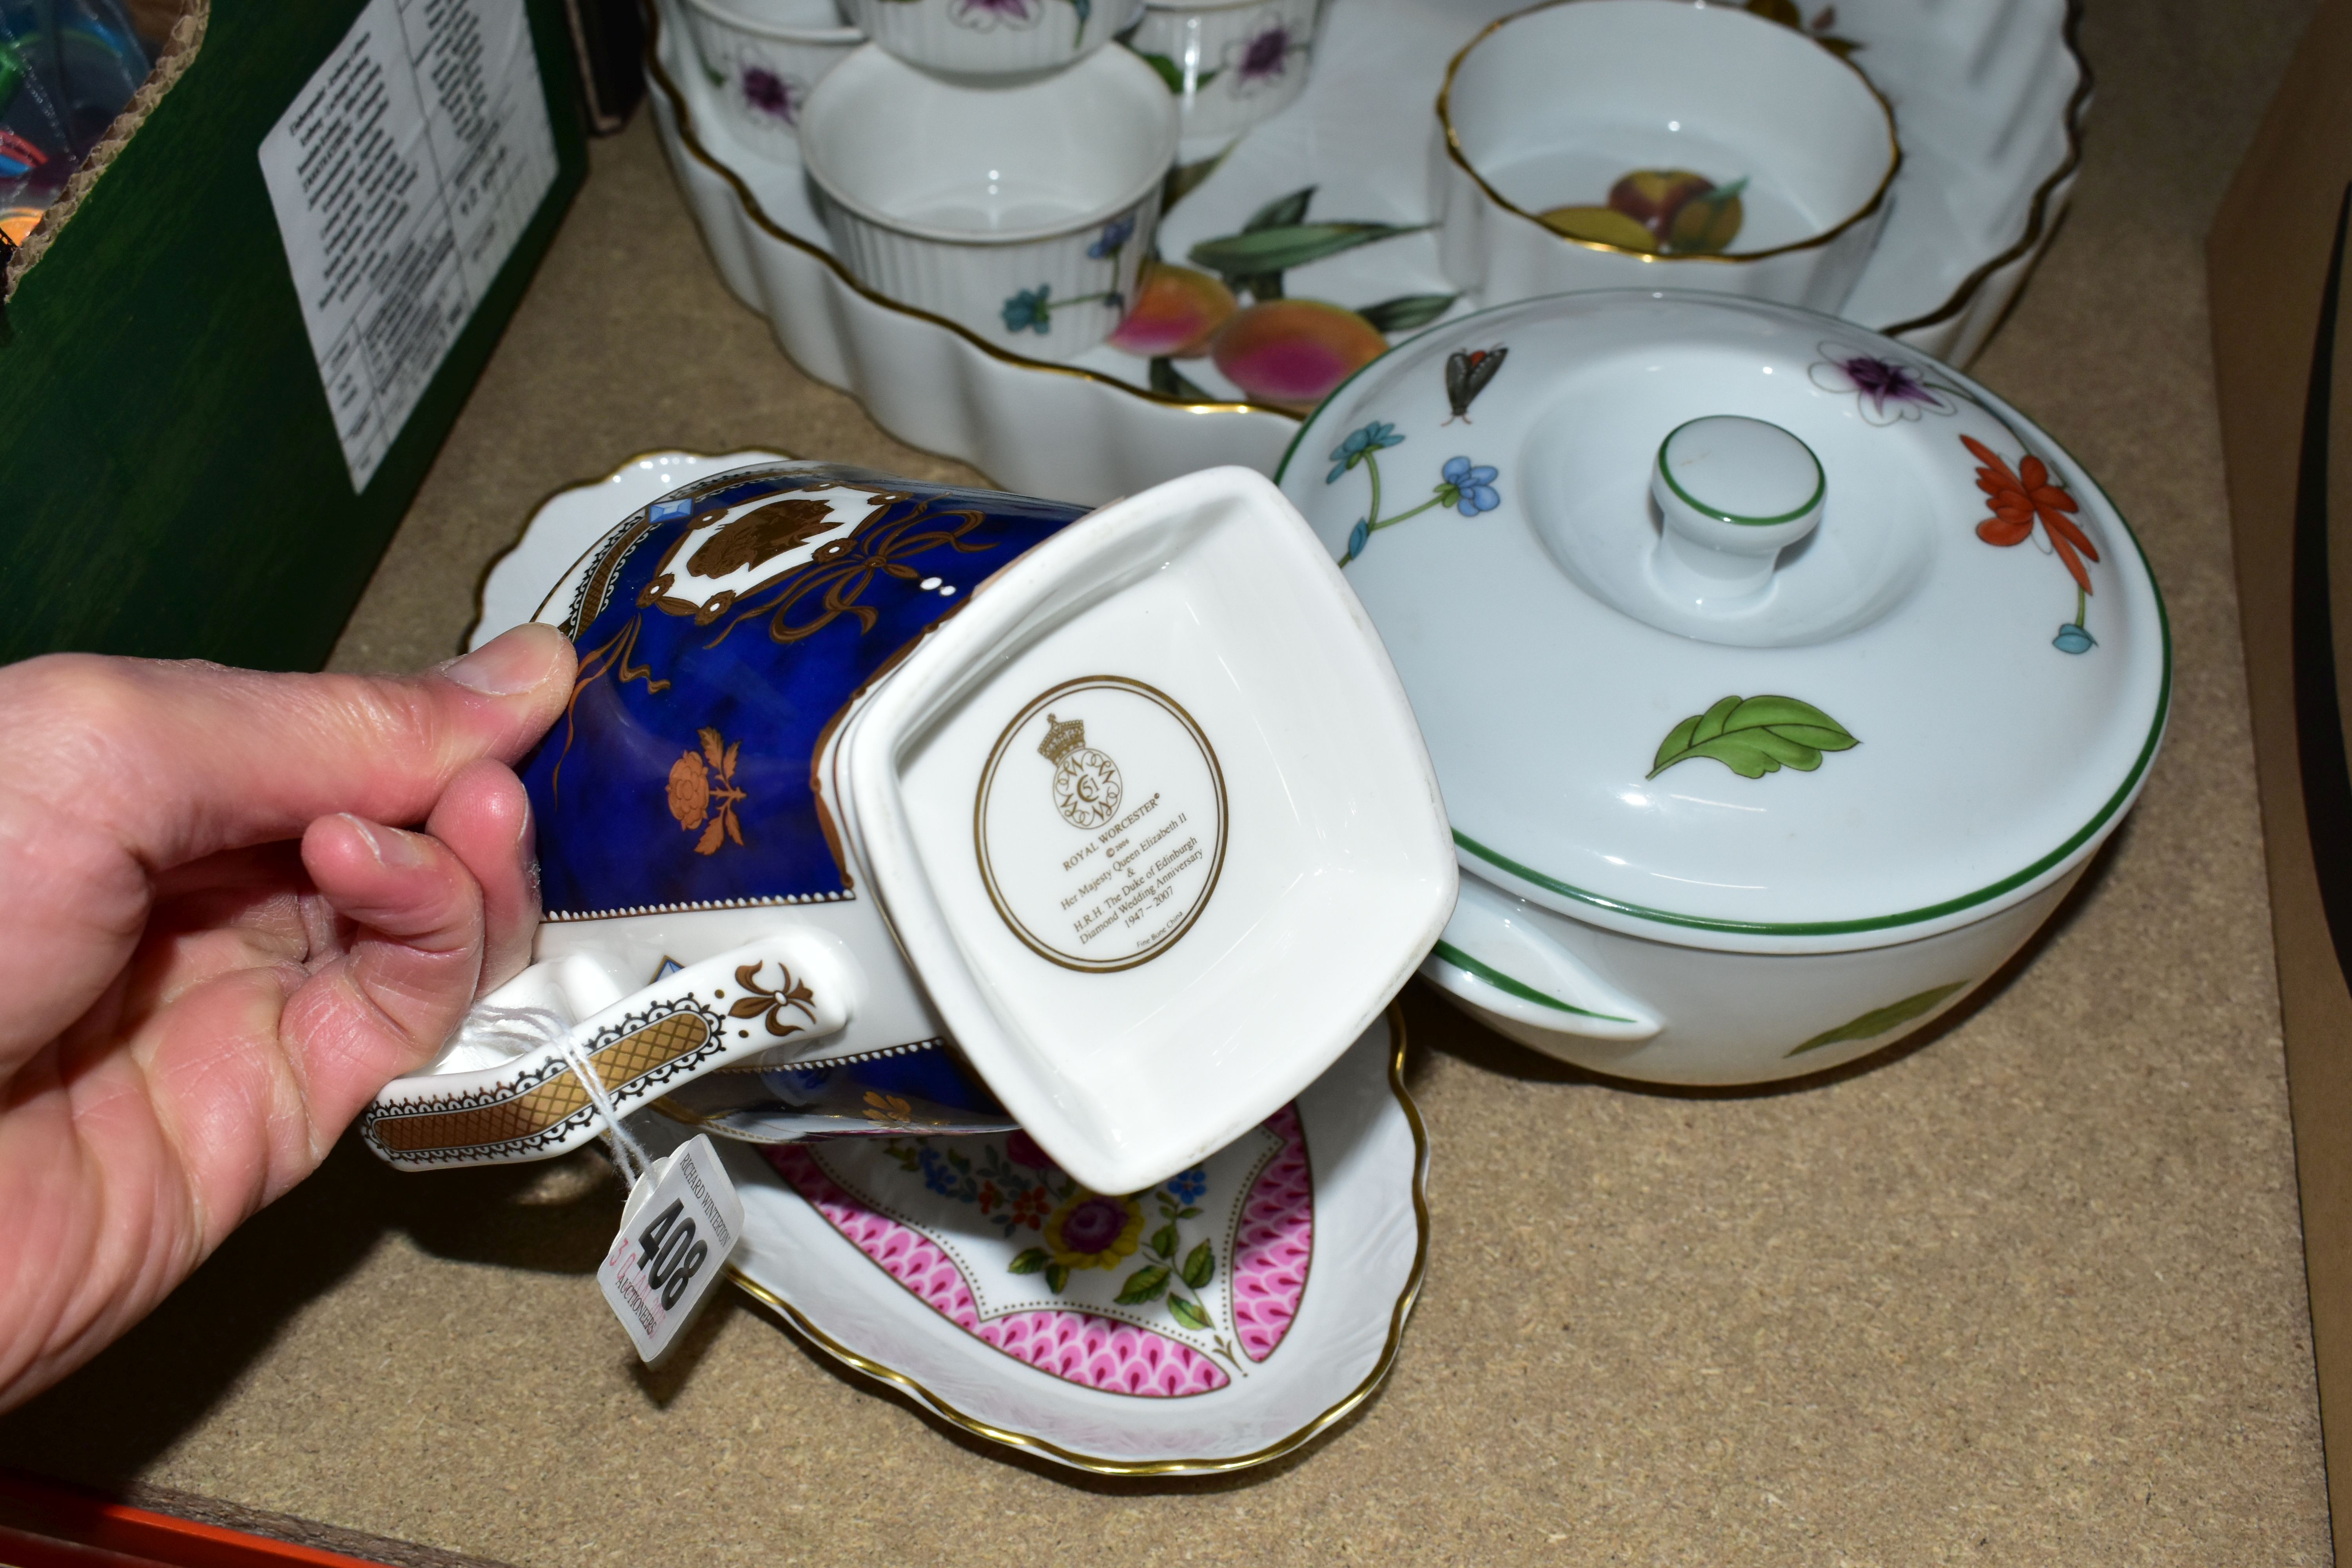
0;625;576;1411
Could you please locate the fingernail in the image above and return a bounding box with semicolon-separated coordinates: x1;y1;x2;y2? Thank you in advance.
345;815;427;868
441;625;561;697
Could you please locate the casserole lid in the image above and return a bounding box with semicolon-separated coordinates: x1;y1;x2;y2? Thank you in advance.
1276;292;2170;947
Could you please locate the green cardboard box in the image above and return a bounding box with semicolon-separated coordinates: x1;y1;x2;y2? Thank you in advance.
0;0;587;669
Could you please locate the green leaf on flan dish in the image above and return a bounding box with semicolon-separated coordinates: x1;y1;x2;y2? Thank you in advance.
1188;222;1431;280
1357;293;1460;334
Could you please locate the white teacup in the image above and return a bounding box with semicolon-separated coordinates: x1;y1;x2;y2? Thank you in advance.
1433;0;1898;313
800;44;1178;360
837;0;1145;79
362;465;1455;1196
682;0;864;146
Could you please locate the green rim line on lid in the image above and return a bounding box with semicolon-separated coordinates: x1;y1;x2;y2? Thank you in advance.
1655;416;1826;526
1273;302;2174;938
1428;940;1637;1022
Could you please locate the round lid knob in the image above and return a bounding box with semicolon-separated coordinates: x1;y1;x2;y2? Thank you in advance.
1651;415;1826;606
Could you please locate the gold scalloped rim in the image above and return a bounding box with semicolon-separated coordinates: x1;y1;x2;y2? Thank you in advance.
722;1000;1431;1476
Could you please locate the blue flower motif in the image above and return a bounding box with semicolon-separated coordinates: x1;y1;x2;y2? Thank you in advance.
2053;623;2096;654
918;1147;959;1195
1088;215;1136;260
1345;518;1369;562
1167;1167;1208;1203
1440;455;1500;515
1326;421;1403;483
1002;285;1052;334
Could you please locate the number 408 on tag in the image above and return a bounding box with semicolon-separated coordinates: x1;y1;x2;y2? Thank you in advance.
598;1134;745;1361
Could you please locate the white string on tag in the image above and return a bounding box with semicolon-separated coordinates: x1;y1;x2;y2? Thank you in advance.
452;1003;650;1184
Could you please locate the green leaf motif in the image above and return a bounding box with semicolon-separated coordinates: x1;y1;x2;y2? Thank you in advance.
1045;1262;1071;1293
1188;223;1431;281
1786;982;1969;1058
1647;694;1858;780
1357;293;1460;335
1150;1222;1180;1260
1163;149;1230;214
1244;186;1317;232
1116;1265;1172;1305
1168;1296;1213;1331
1137;50;1187;93
1007;1247;1050;1274
1182;1240;1216;1290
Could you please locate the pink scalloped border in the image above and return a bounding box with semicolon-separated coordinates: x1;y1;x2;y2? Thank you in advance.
1230;1104;1313;1362
768;1146;1229;1397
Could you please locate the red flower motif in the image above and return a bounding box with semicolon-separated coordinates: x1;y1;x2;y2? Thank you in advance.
1963;434;2098;595
978;1181;1002;1214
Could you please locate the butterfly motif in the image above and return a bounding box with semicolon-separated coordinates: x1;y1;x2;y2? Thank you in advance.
1444;345;1507;423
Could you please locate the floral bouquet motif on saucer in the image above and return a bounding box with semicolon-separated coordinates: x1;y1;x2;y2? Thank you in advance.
767;1106;1313;1395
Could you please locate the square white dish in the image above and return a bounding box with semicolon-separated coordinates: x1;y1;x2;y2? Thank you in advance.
828;466;1456;1194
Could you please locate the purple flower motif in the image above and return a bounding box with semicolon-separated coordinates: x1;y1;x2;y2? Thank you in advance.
1059;1196;1130;1254
1088;214;1136;260
1808;342;1957;426
740;65;806;125
950;0;1042;31
1221;17;1303;93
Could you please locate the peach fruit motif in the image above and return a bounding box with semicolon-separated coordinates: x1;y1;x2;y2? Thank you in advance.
1107;264;1238;359
1539;167;1746;256
1210;299;1390;412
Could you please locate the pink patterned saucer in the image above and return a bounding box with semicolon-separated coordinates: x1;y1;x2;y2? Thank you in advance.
662;1007;1425;1473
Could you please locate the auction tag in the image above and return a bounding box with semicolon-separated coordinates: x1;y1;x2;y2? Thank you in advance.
597;1135;744;1362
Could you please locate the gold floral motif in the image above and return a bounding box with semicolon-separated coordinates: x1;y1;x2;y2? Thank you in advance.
730;959;816;1036
862;1091;915;1125
669;726;748;855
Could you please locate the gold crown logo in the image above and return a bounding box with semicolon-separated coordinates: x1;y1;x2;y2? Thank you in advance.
1036;713;1086;766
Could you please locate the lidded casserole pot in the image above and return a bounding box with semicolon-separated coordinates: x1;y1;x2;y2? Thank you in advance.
1277;291;2169;1083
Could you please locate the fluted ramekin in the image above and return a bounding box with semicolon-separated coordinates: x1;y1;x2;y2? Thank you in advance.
800;44;1178;361
840;0;1146;80
1123;0;1323;143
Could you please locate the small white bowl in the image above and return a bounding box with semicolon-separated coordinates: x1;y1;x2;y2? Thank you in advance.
1123;0;1323;143
682;0;864;146
800;44;1178;361
1432;0;1898;312
840;0;1145;79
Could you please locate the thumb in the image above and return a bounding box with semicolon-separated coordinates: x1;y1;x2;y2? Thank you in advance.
0;625;576;1060
9;623;576;870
